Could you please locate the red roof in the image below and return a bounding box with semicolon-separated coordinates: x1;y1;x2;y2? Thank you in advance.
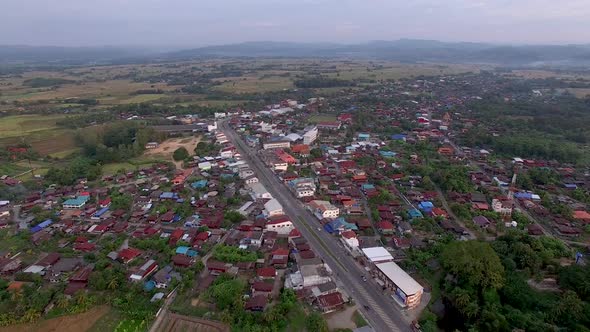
317;292;344;308
377;221;394;230
256;267;277;278
573;211;590;221
288;228;301;238
252;281;273;292
341;230;357;239
73;242;96;252
299;250;316;259
272;248;289;256
119;248;141;262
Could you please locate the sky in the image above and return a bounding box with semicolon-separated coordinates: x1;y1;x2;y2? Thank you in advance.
1;0;589;47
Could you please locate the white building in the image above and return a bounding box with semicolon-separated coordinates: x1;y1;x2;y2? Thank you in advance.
303;126;318;145
248;183;272;200
340;230;359;249
308;200;340;219
265;216;294;235
264;199;283;217
361;247;423;308
263;140;291;150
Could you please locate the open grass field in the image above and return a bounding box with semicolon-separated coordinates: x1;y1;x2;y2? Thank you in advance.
323;62;481;81
308;114;338;123
0;305;111;332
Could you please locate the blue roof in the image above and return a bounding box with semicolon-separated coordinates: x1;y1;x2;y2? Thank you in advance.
391;134;407;140
220;173;234;179
379;151;397;158
408;209;423;219
160;192;178;199
327;217;359;232
362;183;375;190
358;133;370;138
63;196;89;206
187;250;198;257
176;246;190;255
94;207;109;217
144;280;156;291
418;202;434;211
31;219;52;233
191;179;208;189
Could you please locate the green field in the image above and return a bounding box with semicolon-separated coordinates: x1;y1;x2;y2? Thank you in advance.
213;75;294;93
308;114;338;123
0;114;69;139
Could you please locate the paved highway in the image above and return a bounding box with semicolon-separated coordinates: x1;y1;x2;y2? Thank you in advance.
220;120;411;332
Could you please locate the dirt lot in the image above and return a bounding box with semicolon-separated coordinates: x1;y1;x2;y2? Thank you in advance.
144;136;201;168
159;313;229;332
0;306;110;332
325;305;359;331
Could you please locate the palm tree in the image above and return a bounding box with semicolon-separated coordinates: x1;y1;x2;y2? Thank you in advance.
55;294;69;309
107;277;119;291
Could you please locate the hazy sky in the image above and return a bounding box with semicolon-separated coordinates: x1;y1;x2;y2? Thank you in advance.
1;0;589;47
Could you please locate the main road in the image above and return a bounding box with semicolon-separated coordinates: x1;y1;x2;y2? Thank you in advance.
219;120;411;332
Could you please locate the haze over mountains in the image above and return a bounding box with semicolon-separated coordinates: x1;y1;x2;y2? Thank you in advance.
2;39;590;67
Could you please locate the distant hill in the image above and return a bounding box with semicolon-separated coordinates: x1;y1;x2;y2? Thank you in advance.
0;45;160;66
166;40;590;67
2;40;590;67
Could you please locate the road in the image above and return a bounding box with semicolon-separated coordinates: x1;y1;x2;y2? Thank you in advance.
149;287;178;332
220;120;411;332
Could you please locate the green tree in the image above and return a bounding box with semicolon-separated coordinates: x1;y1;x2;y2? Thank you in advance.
173;147;190;161
306;312;329;332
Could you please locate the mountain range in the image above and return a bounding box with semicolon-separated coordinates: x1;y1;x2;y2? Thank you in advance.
2;40;590;67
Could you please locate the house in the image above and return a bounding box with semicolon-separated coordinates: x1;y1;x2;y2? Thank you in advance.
257;267;277;279
130;259;158;282
264;199;284;217
263;138;291;150
118;248;142;264
473;216;491;228
573;211;590;223
65;265;93;296
207;261;230;275
308;200;340;220
341;230;359;249
152;266;175;288
377;221;395;235
527;224;544;236
172;254;194;268
265;215;293;235
246;295;268;312
316;292;345;313
252;281;274;297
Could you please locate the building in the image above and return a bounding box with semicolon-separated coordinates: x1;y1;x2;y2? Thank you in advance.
341;230;359;249
303;126;319;145
145;142;159;149
362;247;423;308
264;199;283;217
265;215;294;235
62;196;90;209
263;138;291;150
130;259;158;282
288;178;316;198
248;183;272;200
308;200;340;220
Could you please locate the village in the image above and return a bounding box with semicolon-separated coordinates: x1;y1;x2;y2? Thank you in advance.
1;71;589;332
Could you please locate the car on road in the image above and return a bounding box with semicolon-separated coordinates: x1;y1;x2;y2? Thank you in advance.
362;276;367;282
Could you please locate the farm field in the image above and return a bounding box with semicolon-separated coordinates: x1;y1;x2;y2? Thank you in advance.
212;75;294;93
0;306;111;332
567;88;590;98
158;313;229;332
0;114;69;139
